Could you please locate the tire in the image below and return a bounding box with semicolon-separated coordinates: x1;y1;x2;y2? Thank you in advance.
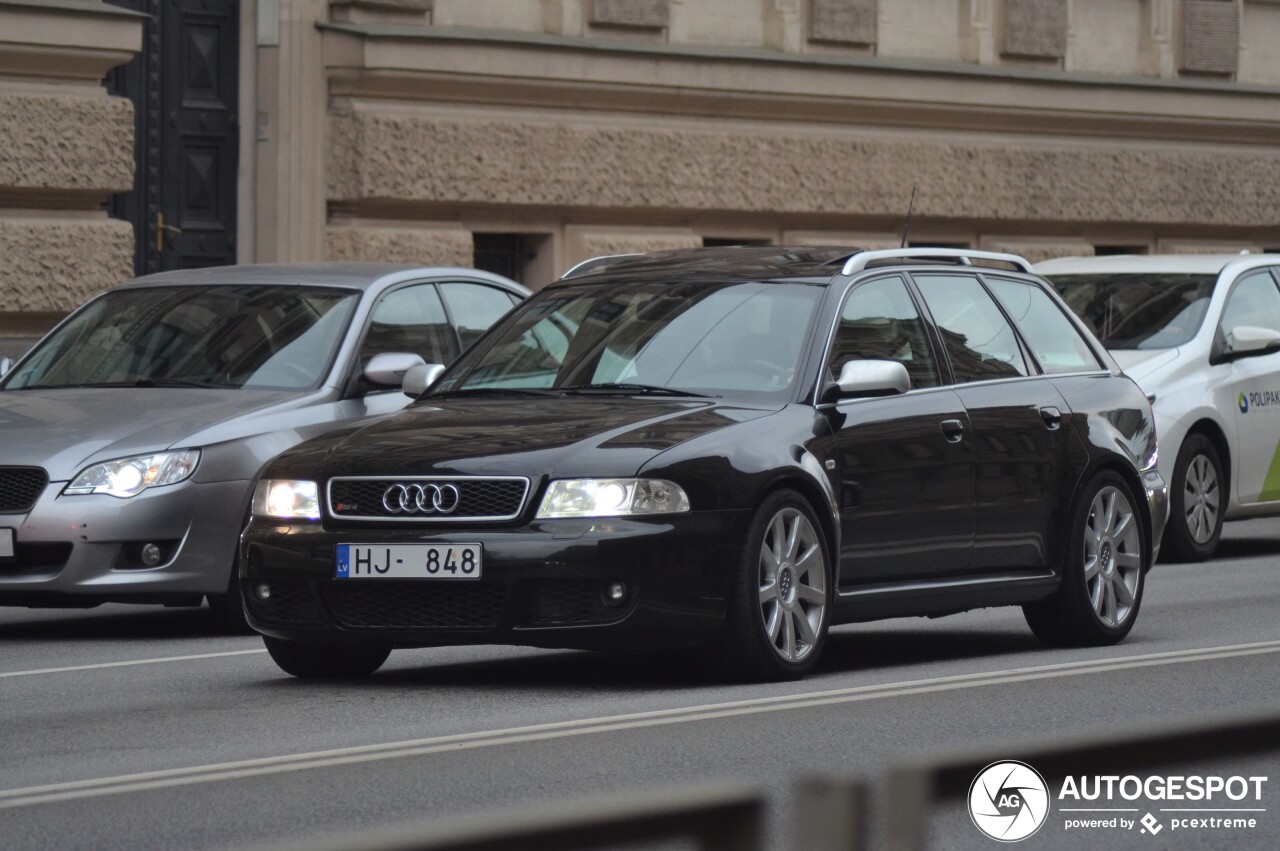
263;636;391;679
701;489;832;681
1024;471;1146;647
1161;434;1225;563
207;568;253;635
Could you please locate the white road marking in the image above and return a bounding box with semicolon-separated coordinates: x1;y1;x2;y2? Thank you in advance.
0;649;266;679
2;639;1278;809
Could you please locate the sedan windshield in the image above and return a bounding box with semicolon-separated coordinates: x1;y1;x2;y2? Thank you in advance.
1048;273;1216;350
433;280;824;401
3;285;359;391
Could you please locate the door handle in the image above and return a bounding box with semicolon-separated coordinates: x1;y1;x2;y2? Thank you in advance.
1038;406;1062;431
156;212;182;252
940;419;965;443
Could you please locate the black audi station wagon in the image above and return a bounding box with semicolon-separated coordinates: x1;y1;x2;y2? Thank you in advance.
241;247;1169;681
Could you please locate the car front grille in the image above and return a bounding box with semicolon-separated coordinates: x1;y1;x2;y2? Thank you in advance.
327;477;529;522
322;582;507;629
527;580;632;626
0;467;48;513
244;578;324;626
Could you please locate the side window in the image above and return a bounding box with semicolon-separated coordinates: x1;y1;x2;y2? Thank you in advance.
912;274;1029;383
828;276;940;390
440;283;519;350
986;277;1102;374
1219;271;1280;337
360;284;458;370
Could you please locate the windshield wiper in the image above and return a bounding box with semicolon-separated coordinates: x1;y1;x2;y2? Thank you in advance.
563;383;714;398
30;379;224;390
430;387;564;398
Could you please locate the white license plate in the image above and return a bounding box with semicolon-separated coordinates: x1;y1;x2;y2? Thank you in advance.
335;543;481;580
0;528;13;559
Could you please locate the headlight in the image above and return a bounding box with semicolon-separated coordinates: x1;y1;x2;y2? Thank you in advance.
252;479;321;520
536;479;690;519
64;450;201;498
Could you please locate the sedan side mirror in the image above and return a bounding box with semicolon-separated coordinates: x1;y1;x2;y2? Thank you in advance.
1226;325;1280;357
364;352;427;388
402;363;445;397
834;359;911;399
0;357;11;378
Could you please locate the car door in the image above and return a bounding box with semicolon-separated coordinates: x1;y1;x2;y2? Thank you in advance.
1213;268;1280;505
824;275;975;585
911;272;1078;574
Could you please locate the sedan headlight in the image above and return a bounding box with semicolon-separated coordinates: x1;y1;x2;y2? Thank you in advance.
253;479;321;520
65;450;201;498
536;479;690;519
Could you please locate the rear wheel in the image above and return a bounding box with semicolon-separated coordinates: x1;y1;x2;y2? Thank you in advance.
1162;434;1225;563
263;636;391;679
1025;471;1145;647
702;489;831;681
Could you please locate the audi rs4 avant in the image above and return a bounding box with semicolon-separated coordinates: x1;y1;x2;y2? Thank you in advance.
242;247;1169;681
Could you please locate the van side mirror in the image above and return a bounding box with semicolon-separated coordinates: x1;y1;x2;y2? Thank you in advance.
832;360;910;400
364;352;427;388
402;363;445;397
1226;325;1280;358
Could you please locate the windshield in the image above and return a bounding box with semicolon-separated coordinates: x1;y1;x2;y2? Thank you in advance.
432;280;824;401
1047;273;1215;350
3;285;359;391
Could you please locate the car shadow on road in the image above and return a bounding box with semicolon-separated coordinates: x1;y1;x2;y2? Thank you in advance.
1205;537;1280;561
0;606;231;642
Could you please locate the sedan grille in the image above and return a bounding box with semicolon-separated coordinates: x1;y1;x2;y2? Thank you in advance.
0;467;48;513
327;477;529;522
322;582;507;629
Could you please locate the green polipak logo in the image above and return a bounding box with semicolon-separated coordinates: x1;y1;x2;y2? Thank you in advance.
1239;392;1249;414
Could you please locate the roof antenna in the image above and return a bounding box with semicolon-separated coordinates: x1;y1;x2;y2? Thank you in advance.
900;186;917;248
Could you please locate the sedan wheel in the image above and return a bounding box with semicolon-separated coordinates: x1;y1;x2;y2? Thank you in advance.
1162;434;1226;563
1025;471;1145;646
703;489;831;681
263;636;391;679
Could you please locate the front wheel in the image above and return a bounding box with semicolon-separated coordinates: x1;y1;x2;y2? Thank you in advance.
1024;471;1146;647
263;636;391;679
701;489;831;681
1162;434;1225;563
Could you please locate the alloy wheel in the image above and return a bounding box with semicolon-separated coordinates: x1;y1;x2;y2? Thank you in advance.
1084;486;1142;628
758;507;826;662
1183;453;1220;545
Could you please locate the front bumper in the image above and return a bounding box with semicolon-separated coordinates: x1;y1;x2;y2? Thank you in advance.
1143;468;1170;564
0;478;252;606
240;510;747;651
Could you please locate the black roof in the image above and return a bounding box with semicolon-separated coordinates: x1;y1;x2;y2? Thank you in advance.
553;246;858;286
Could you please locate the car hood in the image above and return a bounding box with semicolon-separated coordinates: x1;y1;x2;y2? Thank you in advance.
270;396;781;480
1109;348;1180;387
0;387;300;480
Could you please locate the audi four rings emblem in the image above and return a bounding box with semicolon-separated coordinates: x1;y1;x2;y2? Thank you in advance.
382;483;462;515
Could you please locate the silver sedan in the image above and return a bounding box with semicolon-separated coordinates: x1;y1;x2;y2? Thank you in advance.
0;263;528;628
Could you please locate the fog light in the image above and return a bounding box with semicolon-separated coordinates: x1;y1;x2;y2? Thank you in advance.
253;583;272;601
140;543;163;567
602;581;628;607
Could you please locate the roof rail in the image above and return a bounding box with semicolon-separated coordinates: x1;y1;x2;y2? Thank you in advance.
560;253;644;280
840;248;1035;276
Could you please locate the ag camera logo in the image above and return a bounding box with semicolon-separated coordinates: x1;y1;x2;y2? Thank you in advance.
969;761;1051;842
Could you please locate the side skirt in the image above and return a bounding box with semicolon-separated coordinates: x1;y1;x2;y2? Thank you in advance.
831;570;1058;624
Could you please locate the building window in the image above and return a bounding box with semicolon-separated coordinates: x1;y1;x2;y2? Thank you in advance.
808;0;877;46
1181;0;1240;76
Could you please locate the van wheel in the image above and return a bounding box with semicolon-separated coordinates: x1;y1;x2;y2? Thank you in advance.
702;489;831;681
1025;471;1145;647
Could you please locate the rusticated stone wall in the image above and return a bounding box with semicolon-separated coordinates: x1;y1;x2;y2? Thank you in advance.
325;225;474;267
328;111;1280;229
0;217;135;312
0;93;134;194
570;230;703;261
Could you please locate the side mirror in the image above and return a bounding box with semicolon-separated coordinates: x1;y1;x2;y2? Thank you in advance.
1226;325;1280;357
0;357;11;378
834;359;910;399
402;363;445;397
364;352;427;388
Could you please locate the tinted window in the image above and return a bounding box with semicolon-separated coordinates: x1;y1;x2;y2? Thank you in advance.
4;285;358;390
913;274;1029;383
829;276;939;389
439;283;519;350
360;284;457;368
437;281;824;401
1220;271;1280;336
986;277;1102;374
1048;273;1215;350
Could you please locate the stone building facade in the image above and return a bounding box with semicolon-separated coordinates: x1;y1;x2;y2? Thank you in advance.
2;0;1280;345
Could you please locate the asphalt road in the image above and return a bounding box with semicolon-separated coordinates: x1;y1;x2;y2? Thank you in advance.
2;518;1278;851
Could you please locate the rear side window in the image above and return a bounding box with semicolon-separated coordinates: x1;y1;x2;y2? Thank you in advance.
829;276;940;389
986;277;1103;374
912;274;1029;383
